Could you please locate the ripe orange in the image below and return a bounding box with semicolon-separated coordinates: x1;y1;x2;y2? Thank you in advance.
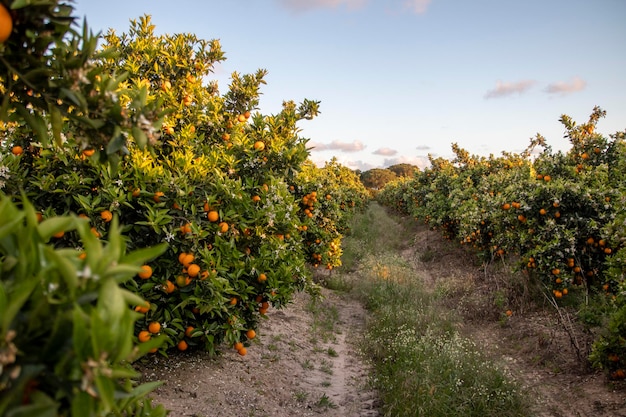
177;340;188;351
53;230;65;239
552;268;560;276
163;280;175;294
153;191;165;203
100;210;113;222
180;223;192;234
253;141;265;151
138;265;153;279
0;4;13;43
244;110;251;119
222;132;231;141
257;273;267;283
180;253;194;267
237;347;247;356
246;329;256;340
539;208;547;215
138;330;151;343
502;203;510;210
230;297;238;305
543;175;551;182
252;195;261;203
11;145;23;156
134;301;150;314
187;263;200;278
185;326;195;337
148;321;161;334
505;310;513;317
207;210;219;222
237;114;246;123
132;188;141;198
234;342;244;351
218;222;229;233
82;148;95;157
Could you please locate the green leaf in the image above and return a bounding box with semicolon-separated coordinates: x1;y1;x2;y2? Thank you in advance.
14;105;50;146
48;104;63;146
42;246;78;299
120;244;168;266
38;217;75;242
132;126;147;150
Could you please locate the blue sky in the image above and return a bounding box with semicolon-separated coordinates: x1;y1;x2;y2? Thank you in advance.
72;0;626;171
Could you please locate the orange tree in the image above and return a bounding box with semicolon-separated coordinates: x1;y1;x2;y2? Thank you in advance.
377;107;626;378
293;158;369;270
1;1;170;415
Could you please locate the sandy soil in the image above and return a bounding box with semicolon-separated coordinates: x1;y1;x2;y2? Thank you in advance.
137;289;379;417
137;217;625;417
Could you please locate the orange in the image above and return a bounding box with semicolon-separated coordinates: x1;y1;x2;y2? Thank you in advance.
257;273;267;283
177;340;188;351
82;148;96;157
134;301;150;314
539;208;547;215
153;191;165;203
0;4;13;43
138;265;153;279
230;297;238;306
164;280;176;294
505;310;513;317
138;330;151;343
218;222;229;233
132;188;141;198
222;132;230;141
90;227;101;238
207;210;219;222
179;253;194;267
237;114;246;123
148;321;161;334
11;145;23;156
502;203;510;210
100;210;113;222
234;342;244;351
246;329;256;340
237;347;247;356
244;110;251;119
185;326;195;337
187;264;200;278
180;223;192;234
252;195;261;203
53;230;65;239
253;141;265;151
543;175;551;182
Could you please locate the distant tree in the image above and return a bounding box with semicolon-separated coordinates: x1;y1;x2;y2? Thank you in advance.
361;168;397;190
387;163;419;177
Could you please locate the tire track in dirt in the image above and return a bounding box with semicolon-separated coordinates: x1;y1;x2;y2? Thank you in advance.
138;289;379;417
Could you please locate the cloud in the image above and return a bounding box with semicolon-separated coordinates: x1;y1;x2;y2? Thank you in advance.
484;79;537;99
309;139;366;152
277;0;366;12
383;155;430;170
544;76;586;95
373;147;397;156
403;0;431;14
416;145;431;151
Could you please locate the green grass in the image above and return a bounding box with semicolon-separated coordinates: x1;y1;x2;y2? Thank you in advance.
341;202;531;417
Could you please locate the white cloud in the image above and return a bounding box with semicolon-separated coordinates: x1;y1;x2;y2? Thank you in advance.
277;0;366;12
373;147;397;156
403;0;431;14
383;155;430;170
309;139;366;152
416;145;431;151
544;76;586;95
484;79;537;99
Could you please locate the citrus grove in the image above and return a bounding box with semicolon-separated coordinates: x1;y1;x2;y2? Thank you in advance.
377;107;626;381
0;2;367;415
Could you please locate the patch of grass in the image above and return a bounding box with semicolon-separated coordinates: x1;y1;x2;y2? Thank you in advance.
293;390;308;402
301;359;314;370
326;347;338;357
346;203;532;417
316;393;337;409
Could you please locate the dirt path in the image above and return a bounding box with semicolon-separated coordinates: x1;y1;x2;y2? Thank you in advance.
138;289;379;417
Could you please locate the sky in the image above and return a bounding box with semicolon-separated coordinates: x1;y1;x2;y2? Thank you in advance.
71;0;626;171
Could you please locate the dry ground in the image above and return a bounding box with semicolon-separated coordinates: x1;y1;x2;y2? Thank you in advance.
137;217;625;417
